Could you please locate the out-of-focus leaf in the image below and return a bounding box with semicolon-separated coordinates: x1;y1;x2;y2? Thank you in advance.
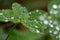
7;29;44;40
0;26;8;40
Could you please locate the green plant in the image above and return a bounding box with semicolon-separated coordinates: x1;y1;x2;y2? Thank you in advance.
0;0;60;40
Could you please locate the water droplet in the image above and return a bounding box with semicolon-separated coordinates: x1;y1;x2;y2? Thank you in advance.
29;12;31;14
56;26;60;31
34;19;38;23
53;4;58;9
36;29;40;33
38;16;45;20
5;19;8;22
36;10;39;12
43;20;48;24
50;9;53;14
53;10;58;14
53;31;57;35
49;24;53;28
4;18;9;22
11;16;14;19
49;30;52;33
35;25;38;28
0;13;3;16
49;20;52;23
58;35;60;38
50;9;58;14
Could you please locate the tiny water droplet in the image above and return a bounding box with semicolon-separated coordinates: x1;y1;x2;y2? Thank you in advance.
36;29;40;33
53;4;58;9
43;20;48;24
0;13;3;16
36;10;39;12
11;16;14;19
56;26;60;31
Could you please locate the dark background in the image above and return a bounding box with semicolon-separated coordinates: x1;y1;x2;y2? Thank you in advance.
0;0;52;12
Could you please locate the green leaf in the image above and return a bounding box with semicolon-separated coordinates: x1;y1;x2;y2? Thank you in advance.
0;3;29;23
48;0;60;22
1;9;21;23
48;1;60;40
7;29;44;40
49;22;60;40
0;11;6;22
12;3;29;20
21;10;49;33
0;26;8;40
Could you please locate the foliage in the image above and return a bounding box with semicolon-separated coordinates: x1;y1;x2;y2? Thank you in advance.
0;0;60;40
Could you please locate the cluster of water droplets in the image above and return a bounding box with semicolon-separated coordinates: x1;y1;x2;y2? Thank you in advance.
48;0;60;40
25;10;50;33
48;20;60;40
48;0;60;18
0;9;20;23
0;3;28;23
28;9;60;39
0;2;60;39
